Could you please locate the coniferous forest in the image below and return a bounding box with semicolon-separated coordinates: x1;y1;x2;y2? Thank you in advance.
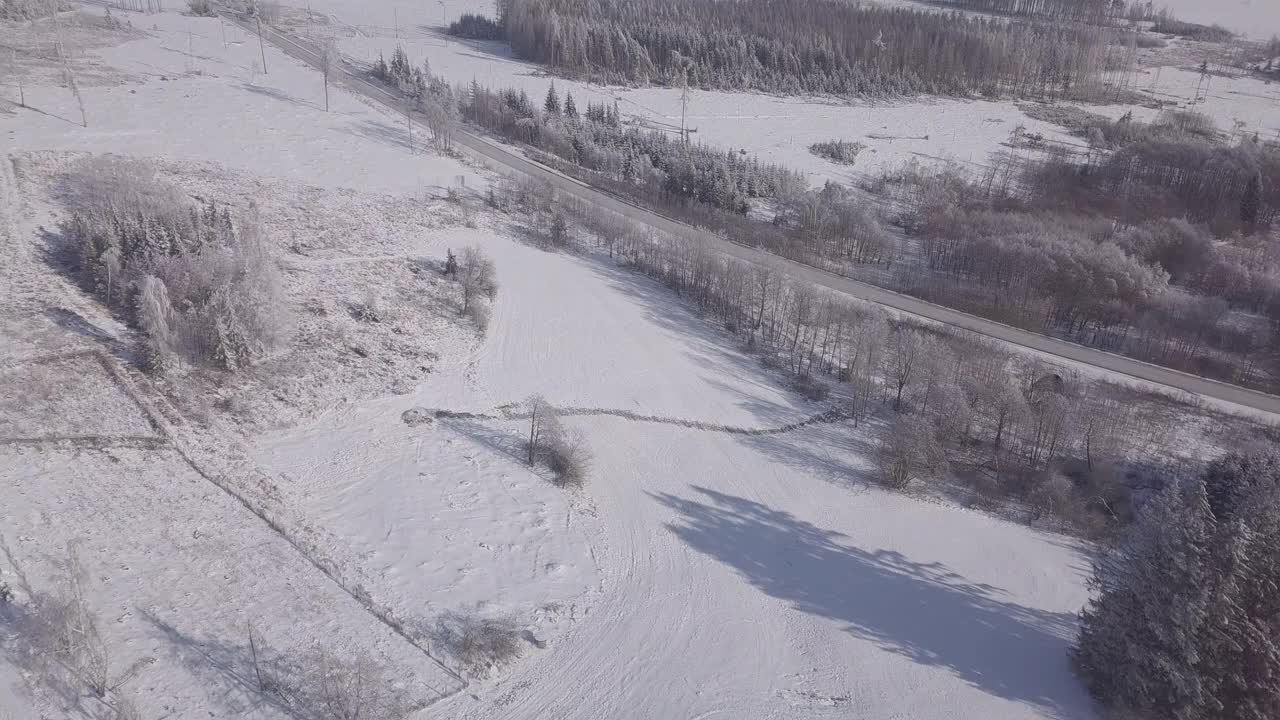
497;0;1117;98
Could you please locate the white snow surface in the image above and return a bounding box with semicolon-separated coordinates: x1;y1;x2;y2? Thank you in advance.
258;226;1097;719
2;6;1098;719
283;0;1087;183
6;10;486;194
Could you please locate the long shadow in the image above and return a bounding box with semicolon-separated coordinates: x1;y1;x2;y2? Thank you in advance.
239;82;322;111
138;609;301;719
568;250;818;427
651;486;1093;718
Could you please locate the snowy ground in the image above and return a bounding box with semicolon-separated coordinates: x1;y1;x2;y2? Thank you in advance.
277;0;1095;183
0;4;1150;719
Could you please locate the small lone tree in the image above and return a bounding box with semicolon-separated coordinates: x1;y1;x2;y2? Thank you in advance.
563;91;577;119
526;394;554;464
1241;170;1262;227
543;81;560;115
457;245;496;313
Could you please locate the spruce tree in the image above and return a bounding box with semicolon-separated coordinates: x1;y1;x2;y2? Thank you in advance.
544;82;561;114
1074;480;1217;719
564;91;578;119
1241;171;1262;226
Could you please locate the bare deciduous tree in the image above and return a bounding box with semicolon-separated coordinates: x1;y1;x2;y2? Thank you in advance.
876;415;947;490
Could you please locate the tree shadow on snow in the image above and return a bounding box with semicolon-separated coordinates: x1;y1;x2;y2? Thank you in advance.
239;82;323;111
651;486;1093;719
575;253;816;427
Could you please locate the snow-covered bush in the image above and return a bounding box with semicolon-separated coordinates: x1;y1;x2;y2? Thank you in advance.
60;158;290;373
808;140;865;166
305;647;407;720
434;612;522;679
875;414;946;490
0;0;67;20
186;0;217;17
524;395;591;487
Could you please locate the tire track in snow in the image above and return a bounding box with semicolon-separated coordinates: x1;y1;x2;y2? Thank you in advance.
429;406;849;436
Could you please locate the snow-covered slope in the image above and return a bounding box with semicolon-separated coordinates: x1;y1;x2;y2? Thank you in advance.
257;227;1096;720
3;6;1097;719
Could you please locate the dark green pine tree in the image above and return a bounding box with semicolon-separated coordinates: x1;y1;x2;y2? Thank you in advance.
564;91;578;119
544;82;561;115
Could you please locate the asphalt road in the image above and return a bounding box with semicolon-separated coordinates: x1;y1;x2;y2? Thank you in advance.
230;11;1280;417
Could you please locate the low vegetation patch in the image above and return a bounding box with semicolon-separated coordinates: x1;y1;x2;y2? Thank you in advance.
58;157;291;373
808;140;865;167
433;612;523;679
526;395;592;487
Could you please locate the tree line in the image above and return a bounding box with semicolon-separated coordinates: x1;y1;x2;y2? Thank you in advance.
924;0;1153;23
495;179;1203;535
1075;450;1280;720
499;0;1117;99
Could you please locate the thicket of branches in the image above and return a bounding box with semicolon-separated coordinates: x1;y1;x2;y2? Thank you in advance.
1074;450;1280;720
59;157;290;373
502;0;1115;99
0;0;66;20
874;109;1280;387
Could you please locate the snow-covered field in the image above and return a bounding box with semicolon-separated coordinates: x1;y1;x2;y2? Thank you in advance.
2;4;1112;719
277;0;1095;183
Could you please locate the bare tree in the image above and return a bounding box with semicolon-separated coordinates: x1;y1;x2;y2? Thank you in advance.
457;245;497;313
884;326;925;411
526;394;553;465
876;415;946;490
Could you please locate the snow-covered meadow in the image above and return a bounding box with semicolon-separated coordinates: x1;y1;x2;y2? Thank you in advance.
0;3;1168;719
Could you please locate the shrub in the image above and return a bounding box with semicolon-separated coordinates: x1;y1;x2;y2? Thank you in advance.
434;613;522;678
808;140;865;166
448;13;504;40
876;415;946;490
187;0;217;17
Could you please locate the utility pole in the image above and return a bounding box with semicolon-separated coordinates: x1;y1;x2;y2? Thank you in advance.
680;75;690;145
257;15;268;74
11;49;22;108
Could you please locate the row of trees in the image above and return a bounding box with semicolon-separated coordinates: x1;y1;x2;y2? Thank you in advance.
926;0;1154;23
60;157;289;372
371;46;460;151
536;186;1158;532
460;78;803;213
1075;450;1280;720
1026;110;1280;235
501;0;1117;98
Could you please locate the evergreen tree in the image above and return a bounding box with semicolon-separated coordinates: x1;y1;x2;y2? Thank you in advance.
1241;171;1262;226
1074;480;1217;719
564;91;578;119
544;81;561;115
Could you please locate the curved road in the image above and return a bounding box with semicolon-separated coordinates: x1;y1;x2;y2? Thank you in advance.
226;9;1280;417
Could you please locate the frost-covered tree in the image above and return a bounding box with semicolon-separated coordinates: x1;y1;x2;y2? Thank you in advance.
1074;453;1280;719
543;81;560;115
